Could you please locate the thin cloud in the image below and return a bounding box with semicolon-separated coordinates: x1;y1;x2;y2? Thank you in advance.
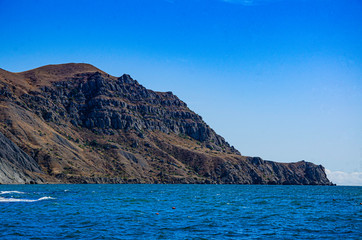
325;169;362;186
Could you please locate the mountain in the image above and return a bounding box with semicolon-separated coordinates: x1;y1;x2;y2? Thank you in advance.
0;63;333;185
0;131;43;184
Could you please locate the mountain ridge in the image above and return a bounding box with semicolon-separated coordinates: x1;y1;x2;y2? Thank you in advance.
0;63;334;185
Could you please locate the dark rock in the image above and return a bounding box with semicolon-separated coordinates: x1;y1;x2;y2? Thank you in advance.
0;63;334;185
0;132;44;184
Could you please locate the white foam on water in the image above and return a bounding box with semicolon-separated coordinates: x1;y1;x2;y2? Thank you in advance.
38;197;55;201
0;191;26;195
0;196;55;203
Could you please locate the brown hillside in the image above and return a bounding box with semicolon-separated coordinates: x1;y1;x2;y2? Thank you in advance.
0;63;333;185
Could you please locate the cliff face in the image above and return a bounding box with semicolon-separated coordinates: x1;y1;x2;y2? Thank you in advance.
0;63;334;185
0;132;44;184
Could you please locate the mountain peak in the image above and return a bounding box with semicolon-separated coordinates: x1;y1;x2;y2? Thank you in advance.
19;63;106;82
20;63;103;74
0;63;334;185
0;63;107;88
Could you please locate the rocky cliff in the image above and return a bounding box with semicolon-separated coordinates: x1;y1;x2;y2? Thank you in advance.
0;63;333;185
0;132;44;184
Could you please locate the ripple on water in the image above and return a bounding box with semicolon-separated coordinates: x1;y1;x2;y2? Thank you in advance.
0;185;360;239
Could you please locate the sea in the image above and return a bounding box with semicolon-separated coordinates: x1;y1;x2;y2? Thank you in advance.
0;184;360;239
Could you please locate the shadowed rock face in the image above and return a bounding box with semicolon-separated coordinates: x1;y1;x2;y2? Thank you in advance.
0;132;43;184
22;71;232;151
0;63;334;185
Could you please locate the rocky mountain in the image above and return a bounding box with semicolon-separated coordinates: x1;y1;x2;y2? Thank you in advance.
0;132;43;184
0;63;333;185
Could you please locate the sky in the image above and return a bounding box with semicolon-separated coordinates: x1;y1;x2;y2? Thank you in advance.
0;0;361;185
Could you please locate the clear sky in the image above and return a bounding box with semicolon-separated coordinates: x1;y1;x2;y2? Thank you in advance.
1;0;361;185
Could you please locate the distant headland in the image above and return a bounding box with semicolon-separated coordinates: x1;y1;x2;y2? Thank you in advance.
0;63;334;185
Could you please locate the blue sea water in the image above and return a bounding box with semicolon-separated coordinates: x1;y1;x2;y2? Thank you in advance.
0;185;360;239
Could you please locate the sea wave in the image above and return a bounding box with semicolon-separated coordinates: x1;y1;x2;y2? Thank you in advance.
0;191;26;195
0;196;55;203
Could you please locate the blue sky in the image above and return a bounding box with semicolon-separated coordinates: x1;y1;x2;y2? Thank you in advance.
1;0;361;185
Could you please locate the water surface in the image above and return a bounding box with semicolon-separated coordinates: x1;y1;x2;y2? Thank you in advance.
0;185;360;239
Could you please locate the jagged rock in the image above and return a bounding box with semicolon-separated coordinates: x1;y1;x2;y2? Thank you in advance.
0;63;334;185
0;132;44;184
17;70;233;152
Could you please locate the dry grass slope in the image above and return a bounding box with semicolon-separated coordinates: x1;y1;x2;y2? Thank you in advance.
0;63;334;185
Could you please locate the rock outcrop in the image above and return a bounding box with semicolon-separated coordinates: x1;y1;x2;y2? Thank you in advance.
0;132;44;184
0;63;334;185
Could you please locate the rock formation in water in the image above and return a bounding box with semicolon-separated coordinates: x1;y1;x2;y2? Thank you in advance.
0;63;333;185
